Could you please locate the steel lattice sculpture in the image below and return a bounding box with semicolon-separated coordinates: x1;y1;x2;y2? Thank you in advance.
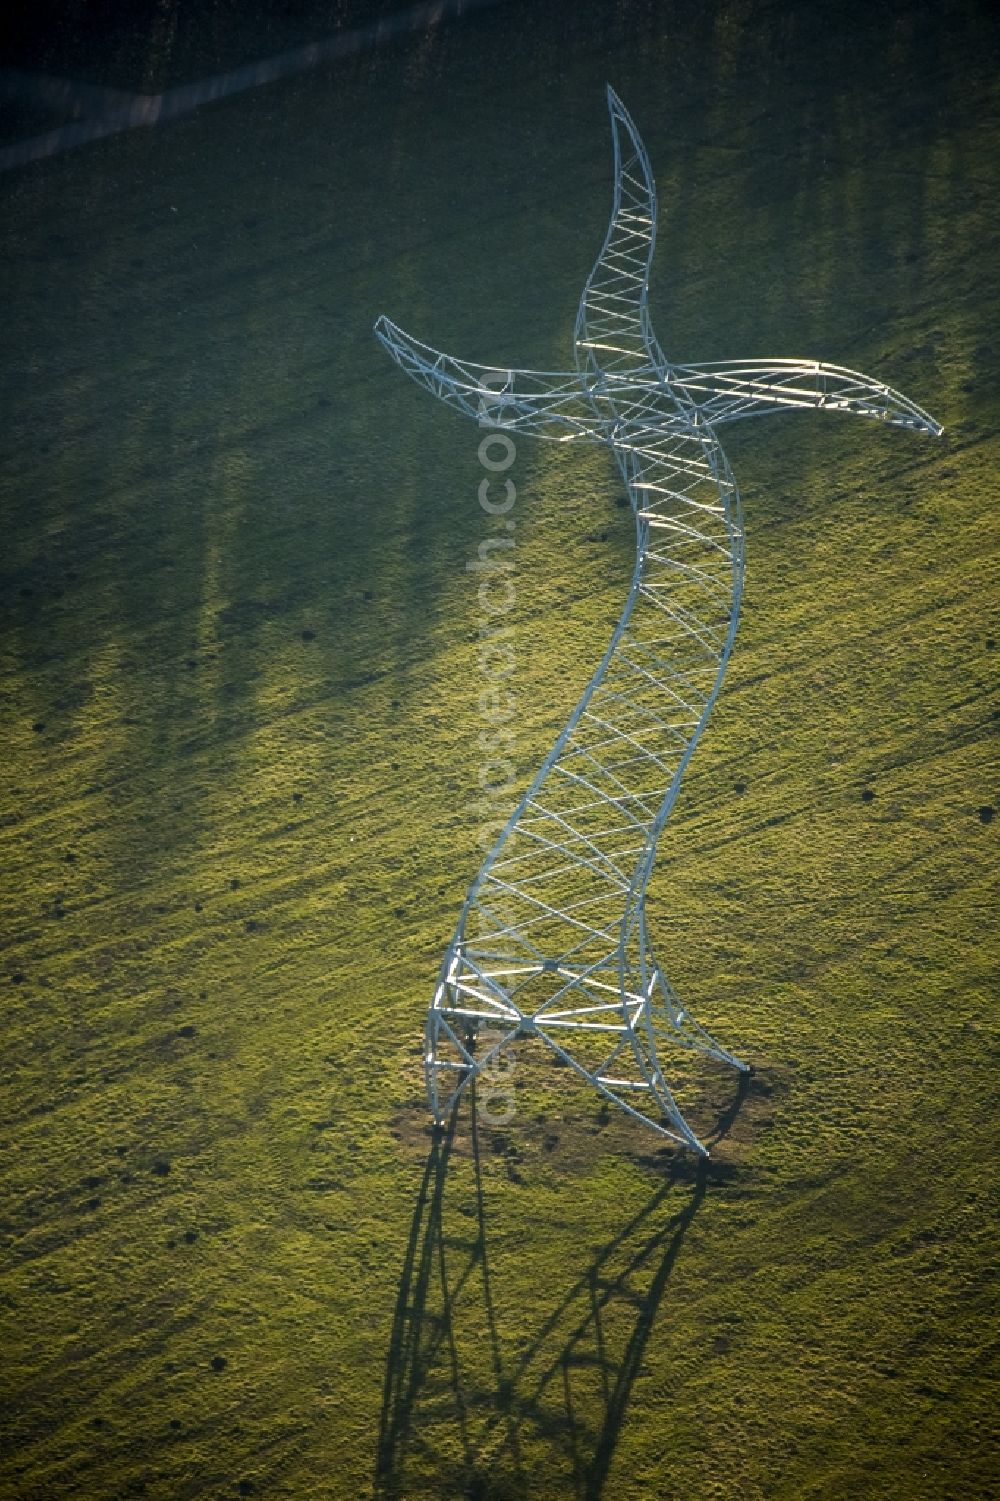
374;87;941;1154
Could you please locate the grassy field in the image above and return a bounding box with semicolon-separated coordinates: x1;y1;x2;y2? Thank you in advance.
1;1;997;1496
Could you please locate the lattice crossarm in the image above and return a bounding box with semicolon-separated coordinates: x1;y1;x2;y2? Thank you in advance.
373;314;611;442
574;86;661;382
673;358;944;434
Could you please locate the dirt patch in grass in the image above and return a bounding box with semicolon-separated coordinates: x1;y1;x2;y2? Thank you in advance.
389;1054;790;1183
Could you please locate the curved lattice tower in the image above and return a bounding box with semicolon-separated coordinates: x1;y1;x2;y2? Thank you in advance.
374;87;941;1154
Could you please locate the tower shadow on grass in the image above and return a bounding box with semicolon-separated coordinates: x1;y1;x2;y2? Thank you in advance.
375;1074;750;1500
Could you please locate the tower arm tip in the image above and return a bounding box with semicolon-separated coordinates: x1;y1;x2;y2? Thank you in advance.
374;314;605;442
674;358;943;436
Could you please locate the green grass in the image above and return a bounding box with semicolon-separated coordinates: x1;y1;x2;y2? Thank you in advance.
0;1;997;1497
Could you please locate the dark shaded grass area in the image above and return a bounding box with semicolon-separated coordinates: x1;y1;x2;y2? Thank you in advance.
0;0;442;91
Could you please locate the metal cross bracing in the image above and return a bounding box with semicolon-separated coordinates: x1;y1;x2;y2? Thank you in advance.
374;86;942;1155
